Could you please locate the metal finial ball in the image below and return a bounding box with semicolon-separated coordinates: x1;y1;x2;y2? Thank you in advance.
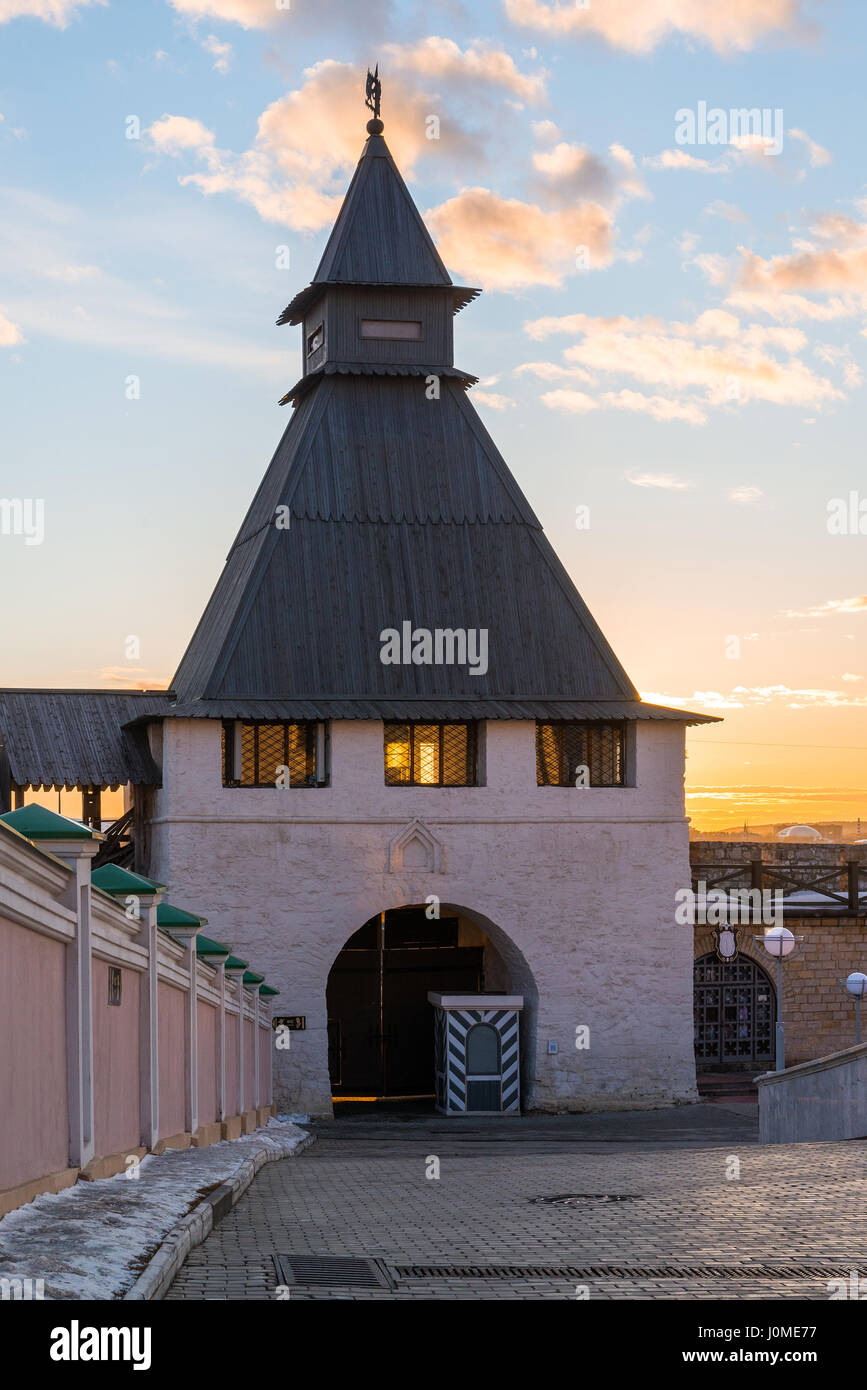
367;118;384;135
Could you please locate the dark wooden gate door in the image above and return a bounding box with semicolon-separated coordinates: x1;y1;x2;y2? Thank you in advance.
327;911;483;1100
693;953;775;1069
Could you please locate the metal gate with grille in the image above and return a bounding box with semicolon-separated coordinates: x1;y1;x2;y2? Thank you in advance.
693;953;775;1068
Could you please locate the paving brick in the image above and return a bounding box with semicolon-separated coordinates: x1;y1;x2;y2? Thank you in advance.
166;1106;867;1302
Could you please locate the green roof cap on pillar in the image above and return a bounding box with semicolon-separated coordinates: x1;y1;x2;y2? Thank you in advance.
225;954;249;970
92;864;166;896
243;970;265;986
157;902;207;929
259;984;280;997
0;805;98;841
196;934;232;957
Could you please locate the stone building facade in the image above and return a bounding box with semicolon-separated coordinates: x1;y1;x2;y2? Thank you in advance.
691;842;867;1069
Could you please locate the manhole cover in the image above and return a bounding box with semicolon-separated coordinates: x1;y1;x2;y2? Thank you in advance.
531;1194;644;1206
273;1255;392;1289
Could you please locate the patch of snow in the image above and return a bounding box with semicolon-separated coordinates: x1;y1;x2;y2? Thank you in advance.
0;1121;308;1301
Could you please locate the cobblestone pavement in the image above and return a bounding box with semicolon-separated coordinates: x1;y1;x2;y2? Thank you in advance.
166;1105;867;1300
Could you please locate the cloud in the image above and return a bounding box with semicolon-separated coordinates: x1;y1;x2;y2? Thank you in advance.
532;141;616;201
644;149;727;173
626;471;695;489
604;390;706;423
148;114;216;156
716;212;867;321
382;36;547;103
166;0;394;28
643;685;867;710
704;200;748;223
426;188;613;289
144;47;549;236
789;127;831;168
502;0;812;54
738;243;867;297
473;390;515;409
728;485;764;503
201;33;233;73
521;310;841;412
97;666;172;689
143;49;630;290
541;391;705;423
786;595;867;618
532;119;561;143
515;360;596;384
0;0;104;25
165;0;288;24
0;310;23;345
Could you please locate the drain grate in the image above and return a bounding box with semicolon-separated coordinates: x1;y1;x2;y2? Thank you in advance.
393;1262;861;1282
273;1255;392;1289
531;1193;644;1206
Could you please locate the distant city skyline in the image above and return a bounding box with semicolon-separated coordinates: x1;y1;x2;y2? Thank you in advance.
1;0;865;831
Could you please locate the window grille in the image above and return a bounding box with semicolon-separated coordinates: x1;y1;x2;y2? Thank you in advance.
384;722;477;787
222;721;327;788
535;721;626;787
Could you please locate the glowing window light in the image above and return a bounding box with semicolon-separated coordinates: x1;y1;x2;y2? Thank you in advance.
386;741;411;782
417;741;439;784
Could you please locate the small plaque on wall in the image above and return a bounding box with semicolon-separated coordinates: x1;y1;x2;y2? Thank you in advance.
273;1015;306;1031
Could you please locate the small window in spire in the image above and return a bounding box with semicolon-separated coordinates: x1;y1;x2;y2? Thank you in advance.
306;324;324;357
360;319;422;341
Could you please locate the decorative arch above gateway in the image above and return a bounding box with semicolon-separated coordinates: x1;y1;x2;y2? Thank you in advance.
386;818;443;873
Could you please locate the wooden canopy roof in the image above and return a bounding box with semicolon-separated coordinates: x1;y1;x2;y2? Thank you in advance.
170;112;716;726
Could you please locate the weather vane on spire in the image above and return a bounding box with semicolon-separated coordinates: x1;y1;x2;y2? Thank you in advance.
365;64;382;121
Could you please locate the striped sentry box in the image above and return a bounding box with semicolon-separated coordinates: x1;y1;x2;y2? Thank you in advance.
428;993;524;1115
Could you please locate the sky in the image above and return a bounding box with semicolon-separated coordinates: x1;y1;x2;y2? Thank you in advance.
0;0;865;832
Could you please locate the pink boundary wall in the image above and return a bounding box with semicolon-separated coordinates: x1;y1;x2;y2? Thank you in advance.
93;959;141;1159
197;999;218;1126
158;982;186;1139
0;824;275;1216
0;914;69;1193
226;1011;240;1117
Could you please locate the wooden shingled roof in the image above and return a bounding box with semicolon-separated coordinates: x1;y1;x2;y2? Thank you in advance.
170;118;717;725
312;129;452;286
0;690;169;789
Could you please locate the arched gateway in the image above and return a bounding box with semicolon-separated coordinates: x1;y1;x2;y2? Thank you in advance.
326;904;536;1108
693;952;776;1070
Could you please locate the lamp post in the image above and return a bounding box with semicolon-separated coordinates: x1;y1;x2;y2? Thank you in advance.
839;972;867;1045
754;926;801;1072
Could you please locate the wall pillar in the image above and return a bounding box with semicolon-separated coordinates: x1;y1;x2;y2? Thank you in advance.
55;837;101;1169
137;895;163;1150
216;959;227;1122
171;924;202;1138
266;1001;274;1106
253;988;261;1108
225;964;247;1118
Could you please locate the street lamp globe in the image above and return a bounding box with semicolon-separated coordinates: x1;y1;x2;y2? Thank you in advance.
845;972;867;998
763;926;795;958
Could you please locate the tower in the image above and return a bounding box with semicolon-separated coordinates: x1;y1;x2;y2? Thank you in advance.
153;85;716;1114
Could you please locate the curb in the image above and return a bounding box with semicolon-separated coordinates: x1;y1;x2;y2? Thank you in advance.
123;1127;315;1301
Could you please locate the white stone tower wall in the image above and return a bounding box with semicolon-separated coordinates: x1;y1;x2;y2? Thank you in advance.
148;717;698;1115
